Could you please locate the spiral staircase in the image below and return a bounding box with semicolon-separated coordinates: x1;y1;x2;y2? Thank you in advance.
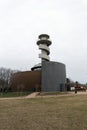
31;34;52;71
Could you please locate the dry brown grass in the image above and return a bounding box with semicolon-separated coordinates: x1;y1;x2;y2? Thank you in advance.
0;94;87;130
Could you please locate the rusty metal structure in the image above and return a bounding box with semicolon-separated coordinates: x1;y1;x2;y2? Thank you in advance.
11;70;41;92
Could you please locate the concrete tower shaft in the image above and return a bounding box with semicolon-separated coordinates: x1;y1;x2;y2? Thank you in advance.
37;34;52;61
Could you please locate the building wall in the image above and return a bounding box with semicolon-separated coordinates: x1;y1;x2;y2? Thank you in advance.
10;70;41;92
10;61;66;92
41;61;66;92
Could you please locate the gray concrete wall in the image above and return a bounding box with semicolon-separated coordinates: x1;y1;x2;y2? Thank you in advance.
41;61;66;92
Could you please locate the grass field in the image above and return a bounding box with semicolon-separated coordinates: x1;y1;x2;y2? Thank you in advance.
0;94;87;130
0;92;31;98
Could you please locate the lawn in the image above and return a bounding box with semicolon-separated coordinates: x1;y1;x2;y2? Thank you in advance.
0;94;87;130
0;92;31;98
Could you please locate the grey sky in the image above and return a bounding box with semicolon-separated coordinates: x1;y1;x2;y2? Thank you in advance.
0;0;87;83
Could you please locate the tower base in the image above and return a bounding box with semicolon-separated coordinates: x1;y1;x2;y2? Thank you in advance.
41;61;66;92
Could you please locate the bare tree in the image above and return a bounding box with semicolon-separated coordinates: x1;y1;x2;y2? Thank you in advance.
0;67;19;91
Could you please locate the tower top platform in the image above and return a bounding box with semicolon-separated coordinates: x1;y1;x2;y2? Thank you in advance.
39;34;49;39
37;34;52;46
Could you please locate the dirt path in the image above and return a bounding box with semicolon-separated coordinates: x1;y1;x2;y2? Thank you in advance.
37;91;87;98
0;92;40;100
0;91;87;100
25;92;40;98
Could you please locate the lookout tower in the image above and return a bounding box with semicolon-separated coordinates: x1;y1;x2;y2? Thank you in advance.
31;34;66;92
31;34;52;71
37;34;52;62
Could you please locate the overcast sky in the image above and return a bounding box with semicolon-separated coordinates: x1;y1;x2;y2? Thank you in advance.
0;0;87;83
